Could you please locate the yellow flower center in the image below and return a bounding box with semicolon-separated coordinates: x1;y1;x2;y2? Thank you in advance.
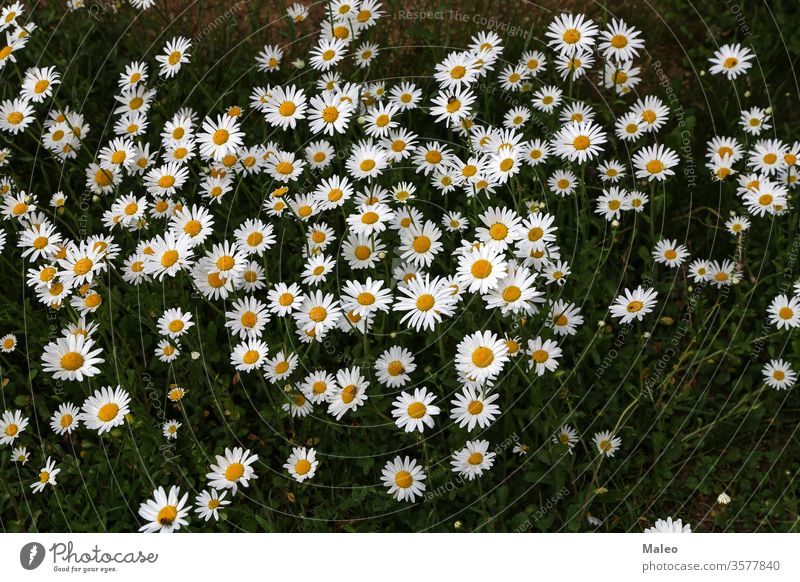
562;28;581;43
407;402;426;419
471;346;494;368
502;286;521;302
468;452;484;465
60;351;84;371
295;459;312;475
532;349;548;364
213;129;229;145
322;106;339;122
470;259;493;279
394;470;412;488
308;306;327;322
416;294;435;311
361;211;379;224
225;462;245;481
98;403;119;422
279;101;296;116
467;400;484;415
573;135;590;150
627;300;645;313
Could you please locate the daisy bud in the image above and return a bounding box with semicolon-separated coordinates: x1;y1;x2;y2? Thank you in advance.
744;90;751;98
700;70;706;76
454;521;462;529
717;492;731;505
642;331;651;338
597;320;605;327
766;107;773;114
659;316;674;325
92;195;100;203
357;116;366;125
190;351;200;360
611;219;619;228
291;59;304;69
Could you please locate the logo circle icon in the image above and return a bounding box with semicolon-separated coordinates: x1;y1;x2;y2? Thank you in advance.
19;542;46;570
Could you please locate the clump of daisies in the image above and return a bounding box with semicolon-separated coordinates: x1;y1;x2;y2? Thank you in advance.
0;1;795;535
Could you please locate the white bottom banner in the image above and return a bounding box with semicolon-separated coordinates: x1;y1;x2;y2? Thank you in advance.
0;533;797;581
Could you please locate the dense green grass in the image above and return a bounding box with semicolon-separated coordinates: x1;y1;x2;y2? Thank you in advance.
1;0;799;532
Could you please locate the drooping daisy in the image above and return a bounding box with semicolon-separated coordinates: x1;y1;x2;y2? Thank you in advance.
11;446;29;464
206;447;259;495
79;386;131;434
138;485;190;533
30;457;61;494
381;456;426;503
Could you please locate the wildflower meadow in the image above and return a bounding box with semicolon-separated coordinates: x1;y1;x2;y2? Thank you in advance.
0;0;799;536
